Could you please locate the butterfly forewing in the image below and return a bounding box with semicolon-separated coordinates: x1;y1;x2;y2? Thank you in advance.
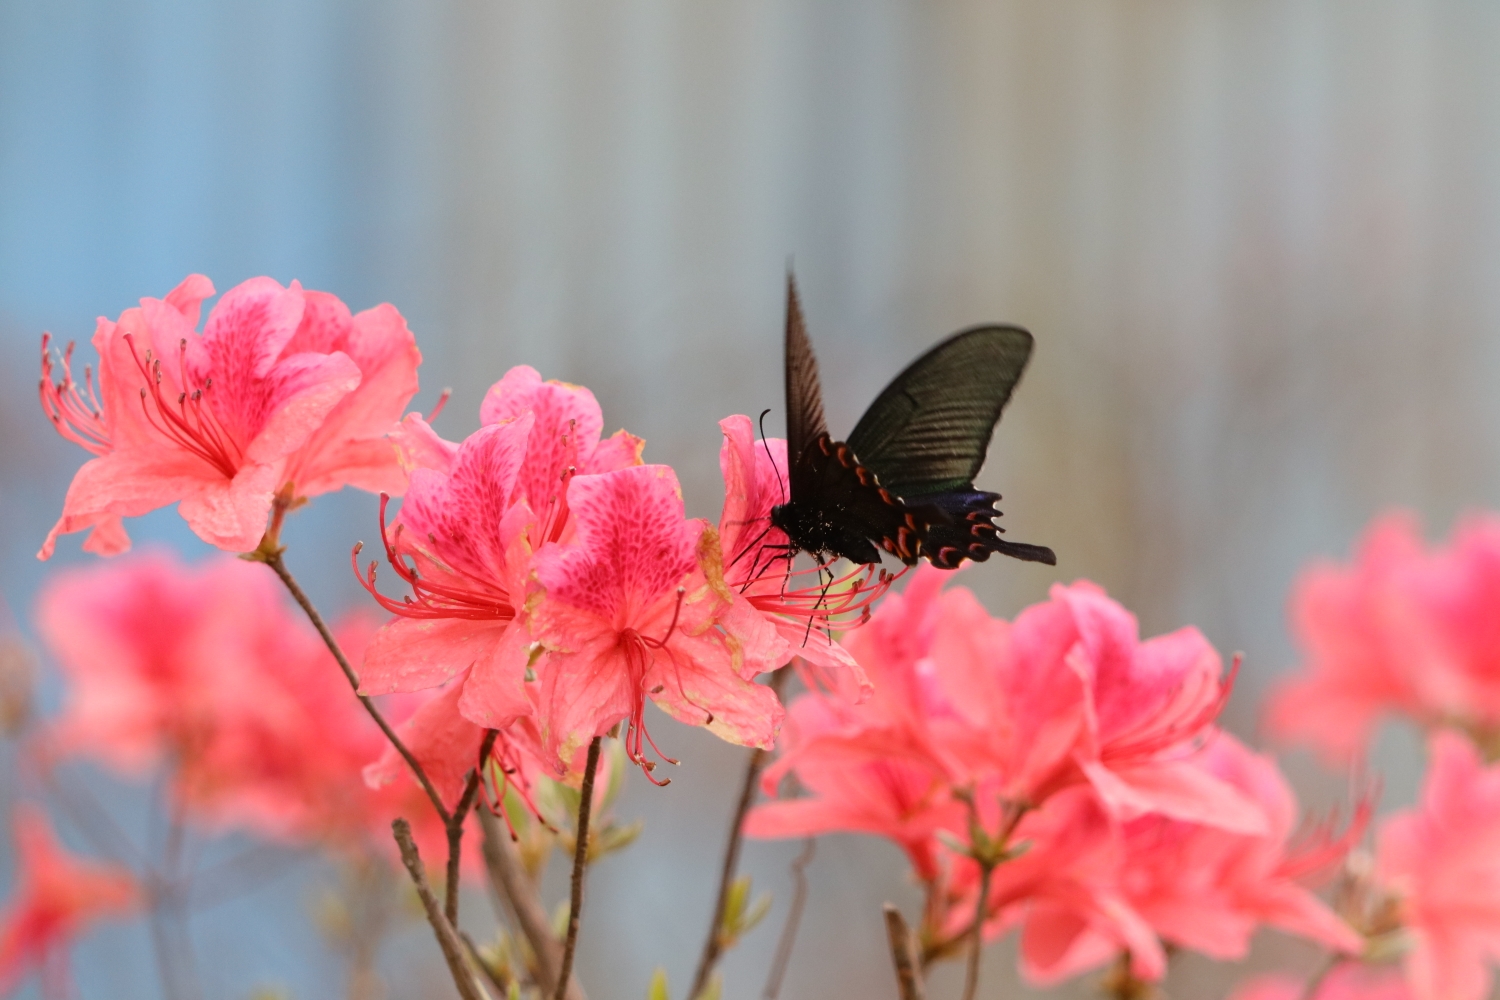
846;326;1034;497
783;278;829;500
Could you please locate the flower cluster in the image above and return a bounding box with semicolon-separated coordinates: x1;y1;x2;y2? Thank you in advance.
1263;512;1500;1000
356;379;798;783
40;275;420;558
748;568;1361;982
35;275;1500;1000
34;549;447;853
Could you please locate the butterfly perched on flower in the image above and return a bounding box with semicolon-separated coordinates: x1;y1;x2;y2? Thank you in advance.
768;278;1056;571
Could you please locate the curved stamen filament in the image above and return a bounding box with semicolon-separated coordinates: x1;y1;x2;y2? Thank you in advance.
352;494;516;621
40;334;111;455
121;334;242;478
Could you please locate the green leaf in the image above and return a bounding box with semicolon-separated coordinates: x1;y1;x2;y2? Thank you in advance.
740;891;772;936
647;967;671;1000
590;819;644;862
552;901;570;939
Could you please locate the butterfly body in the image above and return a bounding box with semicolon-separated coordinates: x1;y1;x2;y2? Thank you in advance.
770;280;1056;571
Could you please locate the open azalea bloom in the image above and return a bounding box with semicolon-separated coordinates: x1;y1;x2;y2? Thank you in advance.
0;806;137;997
1270;512;1500;763
39;275;420;558
715;414;878;701
531;463;787;777
1377;730;1500;1000
942;732;1362;983
35;550;454;855
358;366;645;731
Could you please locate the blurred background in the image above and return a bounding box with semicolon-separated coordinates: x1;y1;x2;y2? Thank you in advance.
2;1;1496;997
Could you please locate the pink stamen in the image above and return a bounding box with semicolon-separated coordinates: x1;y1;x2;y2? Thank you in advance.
120;334;242;478
39;334;111;456
352;494;516;622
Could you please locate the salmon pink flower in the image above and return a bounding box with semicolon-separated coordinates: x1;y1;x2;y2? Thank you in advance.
936;786;1165;984
715;415;880;700
357;416;538;729
1377;730;1500;1000
1050;581;1264;833
956;732;1361;982
34;550;459;850
357;366;645;730
39;275;422;558
531;464;787;777
743;692;965;880
1269;512;1500;762
0;805;137;998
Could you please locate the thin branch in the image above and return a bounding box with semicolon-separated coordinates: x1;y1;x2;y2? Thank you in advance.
691;667;790;998
960;862;995;1000
761;837;816;1000
446;729;499;924
476;805;587;1000
256;545;449;824
553;737;603;1000
392;819;492;1000
883;905;927;1000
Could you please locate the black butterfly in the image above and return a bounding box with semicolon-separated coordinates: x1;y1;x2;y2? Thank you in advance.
768;279;1056;571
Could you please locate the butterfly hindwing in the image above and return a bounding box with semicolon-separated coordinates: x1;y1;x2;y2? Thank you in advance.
846;326;1033;498
769;287;1054;570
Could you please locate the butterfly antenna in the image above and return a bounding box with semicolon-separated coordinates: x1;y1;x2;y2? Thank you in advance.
759;408;787;503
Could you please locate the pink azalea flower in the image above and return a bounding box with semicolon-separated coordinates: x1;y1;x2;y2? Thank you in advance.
35;551;449;850
531;463;787;777
39;275;420;557
1377;730;1500;1000
950;786;1167;984
1269;512;1500;763
357;366;645;731
753;569;1259;839
715;415;881;700
959;732;1360;982
742;692;965;881
1230;966;1413;1000
1051;580;1265;833
0;805;137;998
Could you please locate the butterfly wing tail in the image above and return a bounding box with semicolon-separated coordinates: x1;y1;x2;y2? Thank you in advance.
905;489;1057;569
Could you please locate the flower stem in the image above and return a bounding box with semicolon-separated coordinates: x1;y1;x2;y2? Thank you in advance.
691;667;790;998
761;837;816;1000
883;904;927;1000
253;543;449;824
554;737;603;1000
477;806;588;1000
445;729;499;924
392;819;491;1000
961;860;994;1000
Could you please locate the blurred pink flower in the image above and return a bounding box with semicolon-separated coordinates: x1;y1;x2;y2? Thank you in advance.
1230;965;1413;1000
1377;730;1500;1000
40;275;420;558
957;733;1360;984
531;464;786;777
750;570;1278;984
34;550;455;852
0;805;137;998
742;692;965;881
1052;580;1263;833
1269;512;1500;762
